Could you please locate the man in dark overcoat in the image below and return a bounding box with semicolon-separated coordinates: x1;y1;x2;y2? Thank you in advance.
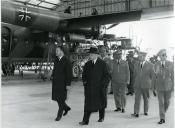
52;46;72;121
79;47;110;125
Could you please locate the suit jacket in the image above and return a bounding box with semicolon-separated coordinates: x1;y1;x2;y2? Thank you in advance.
111;60;130;85
82;58;110;112
134;61;154;89
52;56;72;101
154;60;174;91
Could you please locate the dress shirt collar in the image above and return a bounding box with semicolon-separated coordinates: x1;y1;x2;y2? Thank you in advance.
161;61;165;65
115;59;121;64
58;55;63;61
93;58;98;64
141;60;146;65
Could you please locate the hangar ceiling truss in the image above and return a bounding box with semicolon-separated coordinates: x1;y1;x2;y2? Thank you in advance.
9;0;61;10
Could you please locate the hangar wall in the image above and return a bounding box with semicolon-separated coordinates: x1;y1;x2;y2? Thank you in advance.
57;0;173;17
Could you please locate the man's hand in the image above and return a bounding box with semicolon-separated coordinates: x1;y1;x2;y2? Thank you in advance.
66;85;71;101
66;85;71;90
153;90;157;97
83;82;87;86
127;81;130;85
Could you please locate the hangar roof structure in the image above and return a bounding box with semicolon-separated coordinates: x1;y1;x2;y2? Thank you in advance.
8;0;61;10
9;0;173;18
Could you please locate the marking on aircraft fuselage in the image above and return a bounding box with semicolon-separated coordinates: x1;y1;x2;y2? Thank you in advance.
18;7;31;22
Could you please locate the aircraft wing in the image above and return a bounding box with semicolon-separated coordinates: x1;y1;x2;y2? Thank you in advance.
66;10;142;29
2;1;142;33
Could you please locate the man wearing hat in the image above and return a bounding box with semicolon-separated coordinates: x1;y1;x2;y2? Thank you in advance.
131;51;154;117
79;47;110;125
153;49;174;124
111;50;130;113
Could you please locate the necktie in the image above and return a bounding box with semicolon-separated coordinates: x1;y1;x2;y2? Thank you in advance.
162;62;164;68
140;63;143;68
91;61;94;68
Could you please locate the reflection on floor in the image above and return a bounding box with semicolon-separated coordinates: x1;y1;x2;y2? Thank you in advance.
1;79;174;128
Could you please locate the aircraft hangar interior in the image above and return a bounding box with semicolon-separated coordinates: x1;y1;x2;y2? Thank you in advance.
1;0;174;128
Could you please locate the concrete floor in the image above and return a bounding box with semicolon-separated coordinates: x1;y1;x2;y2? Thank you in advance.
1;79;174;128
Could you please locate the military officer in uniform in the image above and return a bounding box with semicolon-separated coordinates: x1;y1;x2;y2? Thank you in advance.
111;50;130;113
153;49;174;124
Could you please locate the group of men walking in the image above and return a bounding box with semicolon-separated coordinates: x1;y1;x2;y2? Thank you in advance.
51;46;174;125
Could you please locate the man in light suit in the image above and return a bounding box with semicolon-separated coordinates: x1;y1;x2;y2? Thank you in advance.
153;49;174;124
111;50;130;113
131;51;154;117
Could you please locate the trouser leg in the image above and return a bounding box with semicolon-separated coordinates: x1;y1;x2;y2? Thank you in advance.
121;85;126;108
164;90;171;112
127;84;132;93
130;74;134;93
113;85;121;108
110;82;113;93
142;88;149;113
134;88;141;114
83;111;91;123
107;81;112;93
56;99;64;118
63;102;70;110
99;108;105;119
127;74;134;93
157;91;165;120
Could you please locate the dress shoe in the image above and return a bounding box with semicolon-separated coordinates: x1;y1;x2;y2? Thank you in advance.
131;113;139;117
126;92;131;95
79;121;88;125
55;116;61;121
144;113;148;116
108;92;113;94
121;109;125;113
158;119;165;124
114;108;121;112
98;118;104;122
63;107;71;116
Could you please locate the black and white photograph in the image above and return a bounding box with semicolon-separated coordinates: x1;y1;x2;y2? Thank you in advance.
1;0;174;128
